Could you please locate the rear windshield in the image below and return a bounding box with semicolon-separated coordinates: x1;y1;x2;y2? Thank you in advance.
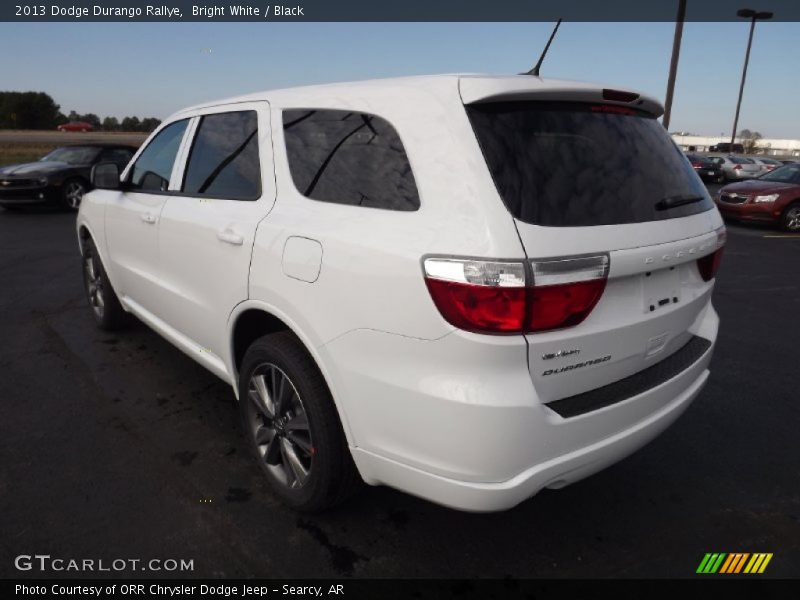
466;101;713;227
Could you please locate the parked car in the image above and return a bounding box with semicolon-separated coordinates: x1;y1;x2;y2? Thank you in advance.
707;155;761;181
77;74;724;512
709;142;744;154
0;144;136;210
749;156;783;175
685;153;724;183
715;163;800;231
57;121;95;132
779;159;798;165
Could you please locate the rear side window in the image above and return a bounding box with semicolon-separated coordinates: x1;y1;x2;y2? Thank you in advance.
282;109;420;211
466;101;713;227
129;119;188;192
183;111;260;199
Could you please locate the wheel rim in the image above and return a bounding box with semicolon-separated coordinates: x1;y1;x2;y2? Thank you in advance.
83;254;105;318
246;363;314;489
65;181;85;209
785;207;800;231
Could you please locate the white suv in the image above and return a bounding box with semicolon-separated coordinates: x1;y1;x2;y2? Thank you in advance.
77;74;724;512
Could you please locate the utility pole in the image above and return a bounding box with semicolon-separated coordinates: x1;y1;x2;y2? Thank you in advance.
662;0;687;131
730;8;773;147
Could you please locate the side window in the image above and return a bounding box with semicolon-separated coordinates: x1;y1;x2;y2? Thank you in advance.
129;120;188;192
100;148;134;168
182;111;260;199
283;109;420;211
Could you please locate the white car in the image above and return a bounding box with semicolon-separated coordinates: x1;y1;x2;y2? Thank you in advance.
77;74;724;512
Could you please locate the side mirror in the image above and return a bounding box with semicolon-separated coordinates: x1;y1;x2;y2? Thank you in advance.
91;162;121;190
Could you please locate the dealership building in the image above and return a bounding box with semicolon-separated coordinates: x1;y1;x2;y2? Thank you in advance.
671;133;800;157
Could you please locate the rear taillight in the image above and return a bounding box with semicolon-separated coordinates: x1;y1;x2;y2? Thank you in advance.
423;260;527;333
423;255;609;335
528;256;609;332
697;226;726;282
734;164;742;170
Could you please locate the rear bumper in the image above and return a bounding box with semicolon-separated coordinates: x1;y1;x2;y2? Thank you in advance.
323;302;718;512
353;366;708;512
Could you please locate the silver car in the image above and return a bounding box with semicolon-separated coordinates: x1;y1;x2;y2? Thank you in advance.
749;156;783;175
707;155;762;181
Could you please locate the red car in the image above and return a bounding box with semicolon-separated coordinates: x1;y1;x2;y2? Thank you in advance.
715;163;800;231
57;121;94;132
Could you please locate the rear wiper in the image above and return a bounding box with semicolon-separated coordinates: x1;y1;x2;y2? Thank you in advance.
655;194;705;211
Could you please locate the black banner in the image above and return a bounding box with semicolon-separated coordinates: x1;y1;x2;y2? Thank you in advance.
4;579;798;600
3;0;800;22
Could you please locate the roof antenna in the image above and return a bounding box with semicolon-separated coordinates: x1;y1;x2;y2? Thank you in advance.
525;18;562;77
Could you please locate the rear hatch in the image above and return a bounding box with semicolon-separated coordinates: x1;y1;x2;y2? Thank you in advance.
463;84;723;404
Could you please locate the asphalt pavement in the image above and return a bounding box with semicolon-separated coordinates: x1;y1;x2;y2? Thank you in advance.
0;201;798;579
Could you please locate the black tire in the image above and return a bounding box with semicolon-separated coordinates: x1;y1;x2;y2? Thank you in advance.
62;178;87;211
82;238;129;330
239;331;361;511
780;202;800;232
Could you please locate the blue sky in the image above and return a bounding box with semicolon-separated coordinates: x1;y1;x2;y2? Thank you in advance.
1;21;797;138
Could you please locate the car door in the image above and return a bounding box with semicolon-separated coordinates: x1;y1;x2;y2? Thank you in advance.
156;102;275;366
104;120;191;315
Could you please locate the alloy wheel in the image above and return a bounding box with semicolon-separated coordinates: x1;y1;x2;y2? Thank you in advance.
65;181;85;210
246;363;314;489
83;254;105;318
785;206;800;232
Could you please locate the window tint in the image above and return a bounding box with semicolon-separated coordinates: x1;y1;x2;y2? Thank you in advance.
41;146;99;165
467;101;712;227
99;148;134;167
183;111;260;199
283;109;419;211
760;164;800;184
129;120;188;192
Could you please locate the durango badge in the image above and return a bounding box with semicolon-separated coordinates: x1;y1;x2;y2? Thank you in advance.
543;355;612;376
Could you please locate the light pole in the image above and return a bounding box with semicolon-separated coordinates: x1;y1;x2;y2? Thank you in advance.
730;8;773;148
662;0;687;132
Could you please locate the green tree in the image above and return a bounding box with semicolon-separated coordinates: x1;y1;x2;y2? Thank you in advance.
120;116;141;132
738;129;763;154
102;116;119;131
0;91;62;129
139;117;162;133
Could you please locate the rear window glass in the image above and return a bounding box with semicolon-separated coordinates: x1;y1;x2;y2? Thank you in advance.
183;111;260;199
466;101;713;227
282;109;420;211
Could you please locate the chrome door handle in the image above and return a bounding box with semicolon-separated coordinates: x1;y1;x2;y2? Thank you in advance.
217;229;244;246
140;212;157;224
